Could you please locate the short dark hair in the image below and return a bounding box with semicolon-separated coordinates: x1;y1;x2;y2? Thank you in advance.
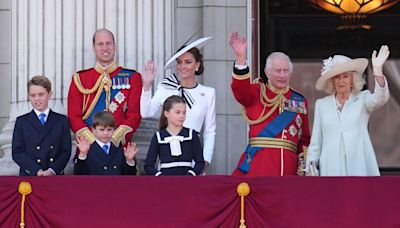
92;111;116;129
92;28;115;45
27;75;52;93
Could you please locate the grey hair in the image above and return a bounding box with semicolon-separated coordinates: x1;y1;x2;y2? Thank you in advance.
264;52;293;73
324;72;366;94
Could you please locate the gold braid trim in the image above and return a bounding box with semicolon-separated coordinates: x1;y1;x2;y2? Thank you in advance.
241;83;287;125
76;127;96;144
73;73;103;95
232;72;251;80
18;182;32;228
111;125;133;147
95;61;118;74
249;137;297;154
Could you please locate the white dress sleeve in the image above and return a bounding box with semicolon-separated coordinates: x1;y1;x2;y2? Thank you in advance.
307;99;323;163
140;83;167;118
365;77;390;113
202;88;216;164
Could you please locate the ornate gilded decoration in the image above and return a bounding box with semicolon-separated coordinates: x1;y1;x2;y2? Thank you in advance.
18;181;32;228
236;182;250;228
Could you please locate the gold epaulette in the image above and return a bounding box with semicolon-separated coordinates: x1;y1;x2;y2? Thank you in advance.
111;125;133;147
76;127;96;144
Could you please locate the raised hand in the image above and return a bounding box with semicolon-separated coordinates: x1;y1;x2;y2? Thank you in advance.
75;135;90;156
124;142;138;161
372;45;390;76
229;31;247;64
143;60;157;91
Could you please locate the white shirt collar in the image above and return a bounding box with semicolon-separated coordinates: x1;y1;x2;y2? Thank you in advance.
96;140;111;151
33;107;50;118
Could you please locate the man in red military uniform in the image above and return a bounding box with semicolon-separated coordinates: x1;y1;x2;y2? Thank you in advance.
68;29;142;147
229;32;310;176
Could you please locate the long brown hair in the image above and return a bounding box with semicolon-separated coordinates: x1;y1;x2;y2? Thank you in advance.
159;95;186;130
187;47;204;75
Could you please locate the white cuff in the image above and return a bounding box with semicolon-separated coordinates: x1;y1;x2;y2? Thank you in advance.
126;160;136;166
234;61;248;70
187;170;196;176
48;168;56;175
78;154;87;160
155;171;162;176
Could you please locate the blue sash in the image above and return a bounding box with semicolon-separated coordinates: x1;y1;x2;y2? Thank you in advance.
84;69;135;126
238;91;304;173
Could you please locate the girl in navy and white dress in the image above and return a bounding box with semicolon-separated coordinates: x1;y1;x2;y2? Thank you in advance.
144;95;205;176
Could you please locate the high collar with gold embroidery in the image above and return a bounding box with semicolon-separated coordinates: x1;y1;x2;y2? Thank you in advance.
267;82;289;94
95;61;118;74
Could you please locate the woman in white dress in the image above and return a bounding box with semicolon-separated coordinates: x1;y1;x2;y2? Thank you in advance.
141;38;216;171
306;45;390;176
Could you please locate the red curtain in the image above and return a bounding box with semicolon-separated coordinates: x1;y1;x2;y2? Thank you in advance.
1;176;399;228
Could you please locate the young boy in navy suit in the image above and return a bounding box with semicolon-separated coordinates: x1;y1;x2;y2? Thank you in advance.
74;111;138;175
12;76;72;176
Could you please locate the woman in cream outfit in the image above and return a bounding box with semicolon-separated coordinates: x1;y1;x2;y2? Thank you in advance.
306;45;390;176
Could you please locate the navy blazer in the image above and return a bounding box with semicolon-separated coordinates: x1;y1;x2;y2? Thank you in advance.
74;142;136;175
12;109;72;176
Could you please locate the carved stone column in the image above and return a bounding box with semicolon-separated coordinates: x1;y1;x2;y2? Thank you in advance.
0;0;174;175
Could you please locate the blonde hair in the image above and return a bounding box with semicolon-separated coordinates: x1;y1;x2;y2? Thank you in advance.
324;72;366;94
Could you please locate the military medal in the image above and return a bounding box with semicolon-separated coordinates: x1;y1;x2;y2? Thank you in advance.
296;115;302;128
109;101;118;113
116;78;122;89
289;125;297;137
125;78;131;89
112;78;117;90
115;91;125;104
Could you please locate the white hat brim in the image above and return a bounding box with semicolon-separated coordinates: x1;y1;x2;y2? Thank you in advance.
315;58;368;91
164;37;213;70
